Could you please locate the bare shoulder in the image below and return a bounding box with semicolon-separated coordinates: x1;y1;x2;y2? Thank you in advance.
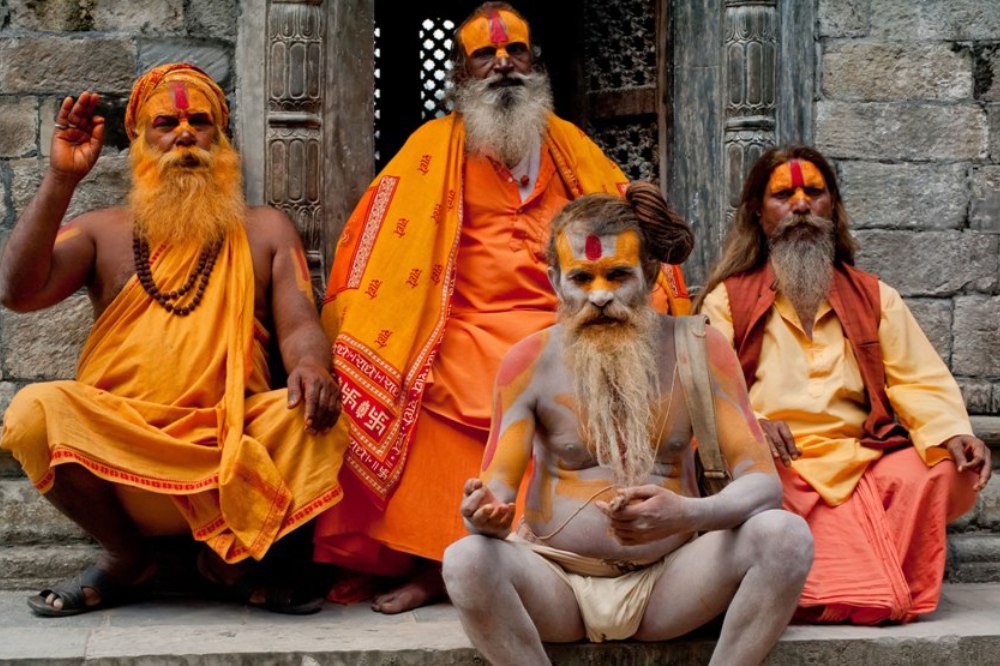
497;328;553;388
68;206;131;235
244;205;299;249
703;322;742;376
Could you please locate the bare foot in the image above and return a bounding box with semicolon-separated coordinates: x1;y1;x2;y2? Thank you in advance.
327;571;382;605
371;564;445;614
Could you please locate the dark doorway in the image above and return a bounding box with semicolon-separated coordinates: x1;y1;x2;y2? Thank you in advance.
373;1;584;170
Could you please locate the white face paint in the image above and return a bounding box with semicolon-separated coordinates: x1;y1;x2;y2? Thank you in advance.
551;225;648;327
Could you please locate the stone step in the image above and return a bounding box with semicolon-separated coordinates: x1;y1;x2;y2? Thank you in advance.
1;584;998;665
0;477;88;545
0;544;100;592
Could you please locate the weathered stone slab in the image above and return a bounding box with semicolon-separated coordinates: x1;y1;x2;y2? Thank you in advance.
854;231;998;297
7;0;95;32
975;45;1000;102
904;298;952;362
185;0;239;41
0;383;17;428
0;292;92;381
818;0;869;38
990;105;1000;162
91;0;185;33
870;0;1000;41
960;380;997;416
0;97;38;159
953;296;1000;378
138;41;232;89
0;479;87;544
0;37;137;94
817;102;988;161
970;166;1000;234
0;544;100;593
840;161;967;230
823;42;972;101
10;155;130;221
948;534;1000;583
981;478;1000;529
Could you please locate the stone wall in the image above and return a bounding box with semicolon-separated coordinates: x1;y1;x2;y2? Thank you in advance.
0;0;238;421
817;0;1000;417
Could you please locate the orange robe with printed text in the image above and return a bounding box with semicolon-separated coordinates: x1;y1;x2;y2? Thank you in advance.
1;226;344;563
314;113;690;573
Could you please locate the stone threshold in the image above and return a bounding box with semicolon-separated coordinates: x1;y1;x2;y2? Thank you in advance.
0;584;998;665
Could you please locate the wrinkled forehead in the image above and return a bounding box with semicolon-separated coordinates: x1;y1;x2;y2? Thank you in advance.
766;159;826;194
556;227;641;267
140;82;214;121
459;9;530;55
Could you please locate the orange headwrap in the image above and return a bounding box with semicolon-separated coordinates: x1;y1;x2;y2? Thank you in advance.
124;62;228;141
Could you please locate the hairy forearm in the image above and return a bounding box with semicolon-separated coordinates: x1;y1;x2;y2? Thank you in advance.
687;472;782;532
0;170;78;306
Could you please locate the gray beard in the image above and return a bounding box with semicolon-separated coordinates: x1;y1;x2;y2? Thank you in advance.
769;213;836;330
561;304;661;488
455;69;553;168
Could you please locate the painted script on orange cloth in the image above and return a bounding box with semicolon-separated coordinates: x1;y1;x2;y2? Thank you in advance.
1;226;343;562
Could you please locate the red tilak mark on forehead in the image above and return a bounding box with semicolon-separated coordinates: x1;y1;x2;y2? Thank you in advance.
585;235;602;260
488;11;509;44
171;82;189;110
789;159;804;189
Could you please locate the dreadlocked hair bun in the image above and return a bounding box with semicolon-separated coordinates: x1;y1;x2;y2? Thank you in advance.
625;181;694;265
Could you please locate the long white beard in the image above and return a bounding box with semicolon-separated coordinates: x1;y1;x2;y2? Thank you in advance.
561;303;661;487
455;69;553;168
769;213;835;328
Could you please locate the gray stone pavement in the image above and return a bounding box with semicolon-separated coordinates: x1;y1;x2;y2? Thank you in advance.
0;584;998;665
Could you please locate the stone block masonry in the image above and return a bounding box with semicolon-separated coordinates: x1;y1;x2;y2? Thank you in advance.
818;0;1000;417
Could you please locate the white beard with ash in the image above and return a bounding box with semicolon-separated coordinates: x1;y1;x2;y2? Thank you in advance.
560;300;661;488
769;213;835;329
455;69;553;168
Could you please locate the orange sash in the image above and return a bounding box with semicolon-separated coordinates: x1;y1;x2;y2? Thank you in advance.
323;113;689;508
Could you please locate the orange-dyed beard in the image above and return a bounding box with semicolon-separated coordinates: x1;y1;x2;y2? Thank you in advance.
128;133;245;247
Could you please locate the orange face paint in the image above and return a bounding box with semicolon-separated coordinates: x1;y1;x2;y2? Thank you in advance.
766;159;826;203
556;228;642;294
137;85;214;134
459;9;530;59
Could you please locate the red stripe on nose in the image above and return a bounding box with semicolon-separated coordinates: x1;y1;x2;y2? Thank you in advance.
488;11;509;43
171;82;189;110
585;235;602;260
789;159;804;189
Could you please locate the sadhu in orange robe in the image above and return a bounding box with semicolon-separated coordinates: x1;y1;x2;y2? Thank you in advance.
313;112;690;575
1;225;343;563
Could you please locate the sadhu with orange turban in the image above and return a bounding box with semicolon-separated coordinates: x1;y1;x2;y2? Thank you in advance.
1;63;344;616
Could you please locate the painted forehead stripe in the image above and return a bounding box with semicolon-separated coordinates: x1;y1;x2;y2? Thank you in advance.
585;235;603;260
170;81;189;110
789;159;804;188
488;11;508;43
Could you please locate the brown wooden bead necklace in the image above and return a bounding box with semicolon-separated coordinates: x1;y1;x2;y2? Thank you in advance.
132;232;222;316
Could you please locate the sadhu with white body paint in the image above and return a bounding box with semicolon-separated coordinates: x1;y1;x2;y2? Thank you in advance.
443;182;813;666
0;63;342;616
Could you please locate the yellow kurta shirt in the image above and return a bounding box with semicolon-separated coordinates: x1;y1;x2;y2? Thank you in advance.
702;280;971;505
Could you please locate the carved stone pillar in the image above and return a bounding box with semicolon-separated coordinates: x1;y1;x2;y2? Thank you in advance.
267;0;325;275
722;0;777;222
237;0;375;291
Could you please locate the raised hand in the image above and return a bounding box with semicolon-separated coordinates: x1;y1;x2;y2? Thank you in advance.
50;92;105;182
460;478;515;538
